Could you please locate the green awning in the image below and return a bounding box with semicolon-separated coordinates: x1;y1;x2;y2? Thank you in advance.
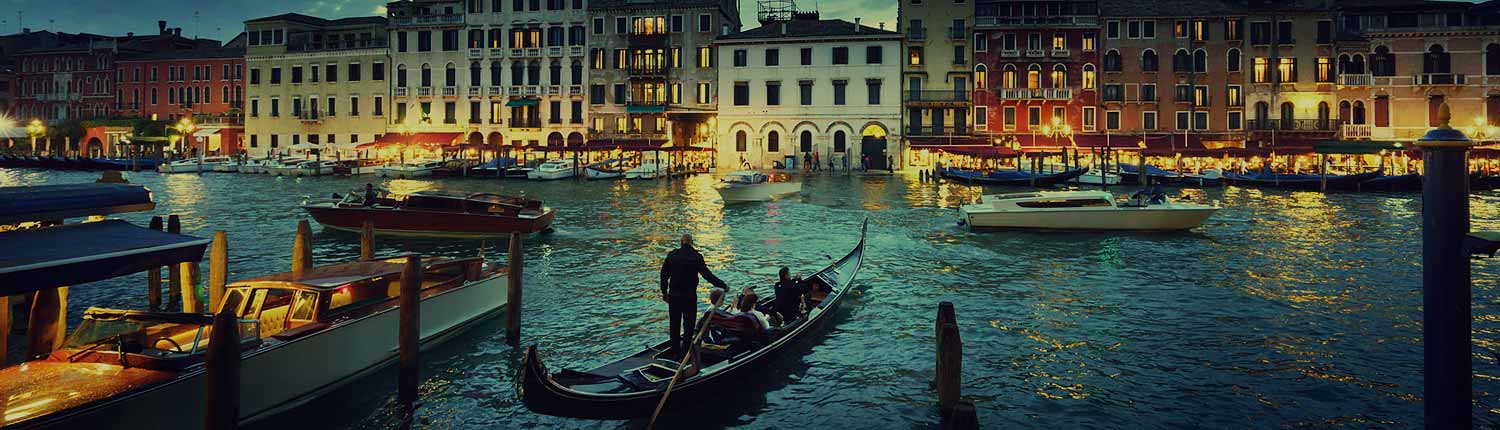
1314;140;1405;155
626;105;666;114
505;98;539;107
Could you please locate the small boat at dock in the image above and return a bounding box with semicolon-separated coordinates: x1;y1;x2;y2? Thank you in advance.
626;158;666;180
959;190;1218;231
301;189;555;237
939;166;1089;187
1222;170;1380;191
584;158;628;180
715;171;802;203
157;156;233;173
375;160;444;178
528;159;578;180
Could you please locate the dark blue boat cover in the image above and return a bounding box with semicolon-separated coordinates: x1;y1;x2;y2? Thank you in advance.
0;220;209;294
0;183;154;223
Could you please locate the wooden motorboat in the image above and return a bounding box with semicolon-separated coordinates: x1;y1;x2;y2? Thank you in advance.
1117;163;1181;185
158;156;233;173
528;159;578;180
714;170;802;203
301;189;554;237
518;220;866;419
939;166;1089;187
0;256;507;429
959;190;1218;231
1173;168;1225;187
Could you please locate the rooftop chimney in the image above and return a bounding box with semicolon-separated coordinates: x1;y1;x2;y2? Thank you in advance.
21;28;29;34
879;22;885;30
158;20;167;34
174;28;181;37
854;18;861;33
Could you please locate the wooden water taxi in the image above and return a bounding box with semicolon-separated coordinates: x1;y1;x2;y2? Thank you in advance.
301;190;554;237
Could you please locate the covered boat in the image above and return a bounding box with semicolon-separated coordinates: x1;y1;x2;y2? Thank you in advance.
301;189;554;237
939;166;1089;187
528;159;578;180
518;220;866;420
158;156;233;173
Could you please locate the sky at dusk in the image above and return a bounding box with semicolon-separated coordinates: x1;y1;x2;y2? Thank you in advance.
1;0;899;43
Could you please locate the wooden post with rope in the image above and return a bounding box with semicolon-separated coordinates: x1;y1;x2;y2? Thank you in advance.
204;309;241;430
292;220;312;279
359;220;375;260
936;301;977;430
167;215;183;310
148;215;164;310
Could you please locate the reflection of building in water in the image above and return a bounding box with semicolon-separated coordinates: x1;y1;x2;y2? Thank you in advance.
714;14;903;171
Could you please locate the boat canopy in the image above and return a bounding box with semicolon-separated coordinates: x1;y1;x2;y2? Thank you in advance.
1314;140;1405;155
0;220;210;295
0;183;155;224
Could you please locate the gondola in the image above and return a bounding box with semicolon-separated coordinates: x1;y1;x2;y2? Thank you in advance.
1472;173;1500;192
1116;163;1180;185
939;166;1089;187
1222;170;1379;191
518;220;867;420
1360;173;1423;192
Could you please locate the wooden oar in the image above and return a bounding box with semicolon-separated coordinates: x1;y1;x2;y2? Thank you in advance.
647;310;715;430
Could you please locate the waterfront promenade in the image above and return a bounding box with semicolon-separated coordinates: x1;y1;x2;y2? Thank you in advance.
3;168;1500;428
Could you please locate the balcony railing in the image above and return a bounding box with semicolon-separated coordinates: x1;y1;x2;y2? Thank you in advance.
525;48;542;57
1339;74;1371;86
418;87;433;97
467;87;481;97
488;86;503;95
1417;73;1467;85
996;88;1073;100
442;86;457;97
298;112;322;123
908;27;927;40
974;15;1099;28
906;126;969;136
395;87;409;97
1051;48;1070;57
569;85;584;95
511;120;542;128
948;26;966;40
569;46;584;57
1000;49;1020;58
904;90;971;102
546;86;561;95
468;49;483;59
628;67;668;77
389;14;464;26
490;48;507;57
1342;124;1372;140
1247;118;1340;131
1024;48;1045;57
511;48;525;57
548;47;563;57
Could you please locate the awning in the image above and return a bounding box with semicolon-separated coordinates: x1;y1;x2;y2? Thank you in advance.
505;98;540;107
193;129;222;138
0;183;155;224
125;136;171;145
908;136;991;146
935;146;1020;159
0;220;210;294
355;132;463;149
1066;134;1146;149
626;105;667;114
1314;140;1405;154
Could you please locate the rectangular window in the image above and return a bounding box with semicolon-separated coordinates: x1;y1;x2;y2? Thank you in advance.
571;100;583;123
590;84;605;104
800;81;813;105
270;67;281;84
699;14;711;32
733;81;749;106
1228;111;1243;130
350;96;360;116
1105;110;1120;130
593;18;604;34
1316;57;1332;82
1251;22;1271;45
698;47;713;68
251;68;261;85
1226;19;1242;41
833;80;847;105
373;62;385;81
616;17;627;34
671;15;683;32
1143;21;1156;39
698;82;712;104
1174;20;1188;38
1143;111;1158;130
733;49;748;67
1193;111;1208;130
1106;21;1120;39
1278;57;1297;82
1193;85;1209;106
1227;85;1242;107
374;96;383;116
418;30;432;51
1175;84;1192;102
1176;111;1190;130
1103;84;1123;101
1028;106;1041;126
1317;20;1332;44
867;80;881;104
291;66;302;84
1004;106;1017;130
327;96;336;116
613;83;626;104
866;45;883;64
250;99;259;117
766;81;781;105
270;97;280;117
1277;21;1294;44
1128;21;1140;39
1193;20;1208;41
766;48;779;66
833;47;849;65
1253;57;1269;83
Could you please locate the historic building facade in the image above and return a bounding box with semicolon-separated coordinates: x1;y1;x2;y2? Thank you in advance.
1242;0;1340;148
899;0;975;157
973;0;1099;147
588;0;741;150
714;16;903;171
10;22;210;124
243;13;391;158
114;44;247;123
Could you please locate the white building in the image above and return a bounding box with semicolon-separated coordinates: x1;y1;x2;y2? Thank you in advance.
714;16;904;171
385;0;589;152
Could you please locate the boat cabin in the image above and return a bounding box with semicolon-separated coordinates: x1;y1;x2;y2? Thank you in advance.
722;171;769;185
979;191;1117;209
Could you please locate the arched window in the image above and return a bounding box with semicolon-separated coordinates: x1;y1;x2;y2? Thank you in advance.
1226;48;1241;73
469;62;481;86
397;64;409;87
1317;102;1331;130
735;130;747;152
444;63;457;87
1487;44;1500;76
834;130;847;152
767;130;780;153
1173;49;1191;72
1081;64;1096;90
1352;100;1366;125
1027;64;1041;89
1002;64;1017;88
1254;101;1270;129
490;60;503;85
527;61;541;85
1141;49;1158;72
1351;54;1366;74
1339;100;1351;123
1193;49;1208;73
800;130;813;152
571;60;583;84
1103;49;1122;72
1372;46;1394;76
420;63;432;87
1424;44;1451;75
1050;64;1066;88
1280;102;1295;130
549;60;562;85
975;64;988;90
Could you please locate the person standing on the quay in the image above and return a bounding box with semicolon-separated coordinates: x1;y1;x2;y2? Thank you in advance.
660;234;727;352
813;151;821;171
804;152;812;171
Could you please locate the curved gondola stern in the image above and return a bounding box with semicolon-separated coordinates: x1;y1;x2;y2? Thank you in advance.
516;344;560;415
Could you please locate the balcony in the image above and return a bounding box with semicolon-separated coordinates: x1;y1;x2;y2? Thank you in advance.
628;67;668;77
1050;48;1070;58
548;47;563;57
1342;124;1372;140
511;48;525;57
1247;118;1339;132
906;126;969;137
1417;73;1466;85
1024;48;1045;58
298;112;322;123
1339;74;1371;87
467;87;481;97
569;46;584;57
442;86;458;97
569;85;584;95
418;87;433;97
974;15;1099;29
1000;49;1020;58
490;48;507;57
628;32;669;47
468;49;484;60
389;14;464;27
995;88;1072;100
395;87;410;97
526;48;542;57
908;27;927;41
1371;75;1410;86
511;120;542;129
904;90;970;103
948;26;966;40
546;86;561;95
488;86;503;96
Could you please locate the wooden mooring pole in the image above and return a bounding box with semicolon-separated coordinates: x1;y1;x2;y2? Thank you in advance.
205;309;241;430
208;231;228;312
176;218;201;314
936;301;978;430
360;220;376;261
398;255;422;404
0;295;8;365
167;215;183;310
292;220;312;279
26;286;66;360
506;231;523;345
148;216;164;310
1415;104;1475;430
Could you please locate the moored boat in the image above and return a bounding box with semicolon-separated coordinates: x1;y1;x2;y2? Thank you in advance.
375;160;444;178
714;170;802;203
528;159;578;180
1174;168;1225;187
959;190;1218;231
584;158;628;180
1360;173;1423;192
518;220;866;419
158;156;233;173
1117;163;1182;185
939;166;1089;187
295;160;338;177
625;158;665;179
301;189;555;237
1222;169;1379;191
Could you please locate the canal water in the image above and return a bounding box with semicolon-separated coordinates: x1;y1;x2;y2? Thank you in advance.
4;167;1500;429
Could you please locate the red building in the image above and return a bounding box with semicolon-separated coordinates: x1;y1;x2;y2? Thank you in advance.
115;43;246;123
10;21;215;124
973;0;1100;147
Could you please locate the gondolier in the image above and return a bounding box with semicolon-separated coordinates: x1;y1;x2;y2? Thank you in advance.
660;234;727;352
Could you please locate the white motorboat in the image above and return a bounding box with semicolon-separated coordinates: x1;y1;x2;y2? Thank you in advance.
959;190;1218;231
376;160;444;178
625;159;665;180
714;170;803;203
238;159;268;174
0;256;507;430
295;160;338;177
528;159;578;180
264;159;306;177
212;160;242;172
157;156;233;173
584;158;627;180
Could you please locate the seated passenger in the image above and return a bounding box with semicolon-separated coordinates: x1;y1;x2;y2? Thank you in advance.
773;267;809;324
733;288;771;332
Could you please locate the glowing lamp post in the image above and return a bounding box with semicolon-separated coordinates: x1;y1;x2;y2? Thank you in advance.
1415;104;1476;430
175;118;200;173
26;119;45;156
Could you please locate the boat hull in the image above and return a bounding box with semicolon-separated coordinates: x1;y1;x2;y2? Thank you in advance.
16;275;507;430
716;182;802;203
528;169;575;180
961;206;1218;230
940;167;1088;187
585;167;624;180
158;162;223;173
302;204;555;237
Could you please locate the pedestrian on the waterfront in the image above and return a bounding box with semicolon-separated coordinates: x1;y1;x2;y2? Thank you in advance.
887;155;894;171
660;234;728;352
804;152;812;171
813;151;821;171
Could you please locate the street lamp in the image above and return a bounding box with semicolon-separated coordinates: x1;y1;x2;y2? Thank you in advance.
26;119;45;155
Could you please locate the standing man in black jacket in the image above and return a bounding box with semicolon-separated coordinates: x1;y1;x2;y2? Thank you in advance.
660;234;727;352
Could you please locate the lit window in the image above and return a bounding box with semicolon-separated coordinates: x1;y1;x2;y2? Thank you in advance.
1082;33;1095;52
975;65;988;90
1082;65;1095;90
1027;66;1040;89
1316;57;1332;82
1277;57;1295;82
1253;58;1269;83
908;47;923;66
1003;68;1017;88
1052;34;1065;50
1050;66;1066;89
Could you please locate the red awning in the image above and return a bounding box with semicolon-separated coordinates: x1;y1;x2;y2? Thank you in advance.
935;146;1020;158
355;132;464;149
909;136;991;146
1065;134;1146;149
